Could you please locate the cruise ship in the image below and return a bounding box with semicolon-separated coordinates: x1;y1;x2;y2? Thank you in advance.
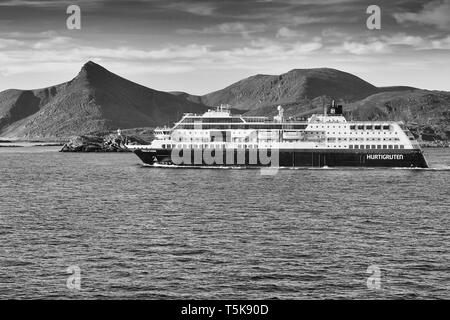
128;102;429;168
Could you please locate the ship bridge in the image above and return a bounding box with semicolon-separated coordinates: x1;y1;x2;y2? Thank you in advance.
202;104;232;117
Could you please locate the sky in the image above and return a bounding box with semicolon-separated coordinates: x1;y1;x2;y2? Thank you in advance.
0;0;449;94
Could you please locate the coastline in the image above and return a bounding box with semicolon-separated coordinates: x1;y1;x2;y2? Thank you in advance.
0;142;64;148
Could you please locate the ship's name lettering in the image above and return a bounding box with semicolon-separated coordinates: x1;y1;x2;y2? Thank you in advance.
367;154;404;160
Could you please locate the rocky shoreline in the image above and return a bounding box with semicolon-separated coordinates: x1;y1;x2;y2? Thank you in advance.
60;133;149;152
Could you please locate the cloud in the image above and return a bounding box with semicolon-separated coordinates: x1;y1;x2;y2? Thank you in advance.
380;33;426;47
394;0;450;30
31;36;72;49
333;41;390;55
0;30;59;39
291;40;323;53
0;29;325;77
162;1;217;16
290;16;328;25
330;33;450;54
0;38;26;48
276;27;303;38
430;36;450;49
74;44;214;60
0;0;62;6
178;22;267;37
0;0;99;7
376;33;450;50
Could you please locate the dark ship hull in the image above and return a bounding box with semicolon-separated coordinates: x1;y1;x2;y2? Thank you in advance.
134;148;428;168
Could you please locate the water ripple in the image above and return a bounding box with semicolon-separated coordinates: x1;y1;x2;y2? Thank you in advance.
0;147;448;299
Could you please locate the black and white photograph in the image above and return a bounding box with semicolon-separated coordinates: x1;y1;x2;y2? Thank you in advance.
0;0;449;307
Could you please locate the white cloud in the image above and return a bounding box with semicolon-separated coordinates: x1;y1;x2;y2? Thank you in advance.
31;36;72;49
0;0;100;8
163;2;216;16
0;32;325;77
321;28;350;39
0;0;62;6
276;27;303;38
376;33;450;50
0;38;25;48
178;22;267;38
430;36;450;49
71;44;213;60
394;0;450;30
290;16;327;25
330;33;450;54
291;41;323;54
334;41;390;55
380;33;426;47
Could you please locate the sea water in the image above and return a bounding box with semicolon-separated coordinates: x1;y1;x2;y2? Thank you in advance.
0;147;448;299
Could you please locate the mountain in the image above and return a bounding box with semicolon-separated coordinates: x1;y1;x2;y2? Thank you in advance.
0;61;207;139
199;68;381;110
345;89;450;142
169;91;205;105
1;62;449;143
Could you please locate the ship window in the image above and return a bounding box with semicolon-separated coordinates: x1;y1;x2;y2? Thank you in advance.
350;125;356;130
375;125;381;130
354;145;359;149
400;145;404;149
383;125;390;130
162;144;166;149
358;125;364;130
394;145;399;149
360;145;365;149
366;145;370;149
366;125;373;130
349;145;353;149
389;145;393;149
383;145;387;149
372;145;376;149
